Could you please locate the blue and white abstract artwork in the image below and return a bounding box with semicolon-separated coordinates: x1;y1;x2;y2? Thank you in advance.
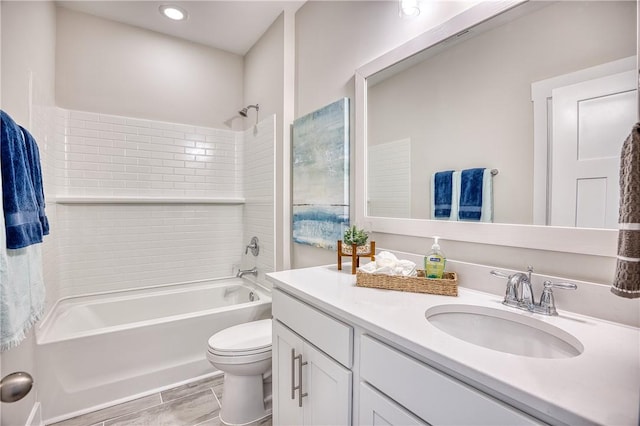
292;98;349;250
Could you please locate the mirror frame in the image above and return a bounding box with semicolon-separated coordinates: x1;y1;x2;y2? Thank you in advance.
355;0;636;257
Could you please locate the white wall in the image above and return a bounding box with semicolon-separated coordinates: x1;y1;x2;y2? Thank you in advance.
243;13;288;272
2;4;279;423
54;109;247;297
51;6;278;297
293;0;477;268
1;1;57;424
57;109;242;198
55;6;244;129
242;115;276;285
292;0;625;286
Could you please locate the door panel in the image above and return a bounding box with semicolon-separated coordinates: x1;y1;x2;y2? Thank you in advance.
303;342;352;425
551;70;636;228
273;321;304;426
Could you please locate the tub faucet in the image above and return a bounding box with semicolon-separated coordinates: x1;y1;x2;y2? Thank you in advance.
237;267;258;278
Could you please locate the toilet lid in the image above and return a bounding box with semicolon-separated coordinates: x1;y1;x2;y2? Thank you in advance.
208;319;272;354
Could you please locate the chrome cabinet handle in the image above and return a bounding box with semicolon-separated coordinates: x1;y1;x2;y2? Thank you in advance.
290;349;296;400
296;352;308;407
291;349;308;407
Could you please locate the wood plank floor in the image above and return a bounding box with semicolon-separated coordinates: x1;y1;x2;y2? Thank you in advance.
48;374;272;426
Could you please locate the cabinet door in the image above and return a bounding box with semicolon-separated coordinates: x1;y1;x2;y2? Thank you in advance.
273;321;304;426
303;341;352;425
359;382;428;426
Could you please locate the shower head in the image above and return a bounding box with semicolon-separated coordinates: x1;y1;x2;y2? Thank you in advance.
239;104;259;117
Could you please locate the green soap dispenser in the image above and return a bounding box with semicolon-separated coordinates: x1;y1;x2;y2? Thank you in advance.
425;236;446;279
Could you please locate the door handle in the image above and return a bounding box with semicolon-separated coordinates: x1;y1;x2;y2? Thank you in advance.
291;349;308;407
1;372;33;403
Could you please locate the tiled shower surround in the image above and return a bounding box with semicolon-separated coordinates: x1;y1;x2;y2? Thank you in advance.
57;109;242;198
49;109;274;299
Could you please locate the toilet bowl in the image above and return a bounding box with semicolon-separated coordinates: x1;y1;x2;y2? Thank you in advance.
207;318;272;425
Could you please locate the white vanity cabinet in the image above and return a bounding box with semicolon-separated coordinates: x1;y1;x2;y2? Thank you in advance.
272;289;542;426
272;289;353;425
359;382;427;426
359;335;542;426
268;266;640;426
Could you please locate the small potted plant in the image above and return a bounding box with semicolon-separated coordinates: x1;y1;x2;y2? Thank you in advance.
340;225;371;256
343;225;369;247
338;224;375;274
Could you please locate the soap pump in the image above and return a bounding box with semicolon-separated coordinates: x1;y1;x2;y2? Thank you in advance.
424;236;446;279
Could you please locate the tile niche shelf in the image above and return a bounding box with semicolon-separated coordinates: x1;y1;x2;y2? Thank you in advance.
54;196;245;205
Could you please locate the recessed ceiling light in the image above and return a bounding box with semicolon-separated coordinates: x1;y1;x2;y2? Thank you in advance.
159;5;187;21
399;0;421;18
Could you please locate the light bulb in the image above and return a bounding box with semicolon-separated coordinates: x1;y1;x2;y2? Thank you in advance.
400;0;421;17
160;5;187;21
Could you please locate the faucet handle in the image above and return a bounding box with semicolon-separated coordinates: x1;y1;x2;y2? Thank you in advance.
536;280;577;316
543;280;577;291
490;270;510;279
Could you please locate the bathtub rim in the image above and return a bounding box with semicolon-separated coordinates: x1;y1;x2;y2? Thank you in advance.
36;276;272;345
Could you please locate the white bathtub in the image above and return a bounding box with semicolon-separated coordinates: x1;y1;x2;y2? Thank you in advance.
35;278;272;423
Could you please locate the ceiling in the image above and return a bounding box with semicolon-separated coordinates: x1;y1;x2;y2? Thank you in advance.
56;1;304;56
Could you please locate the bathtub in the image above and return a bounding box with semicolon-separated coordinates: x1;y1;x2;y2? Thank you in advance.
35;277;272;423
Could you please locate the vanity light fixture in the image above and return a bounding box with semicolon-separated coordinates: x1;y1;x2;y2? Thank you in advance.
159;4;188;21
399;0;421;18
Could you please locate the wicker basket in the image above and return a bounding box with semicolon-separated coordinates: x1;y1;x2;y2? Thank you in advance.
356;269;458;296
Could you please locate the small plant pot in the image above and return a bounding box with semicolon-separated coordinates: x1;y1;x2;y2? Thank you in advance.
337;240;376;275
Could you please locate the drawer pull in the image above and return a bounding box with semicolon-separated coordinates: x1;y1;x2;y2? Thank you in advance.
290;349;296;400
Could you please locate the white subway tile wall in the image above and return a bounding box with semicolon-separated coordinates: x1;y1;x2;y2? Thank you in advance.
56;203;244;296
49;109;274;298
56;109;241;198
242;116;276;283
31;81;61;310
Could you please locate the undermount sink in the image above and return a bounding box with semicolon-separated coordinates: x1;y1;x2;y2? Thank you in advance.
426;304;583;359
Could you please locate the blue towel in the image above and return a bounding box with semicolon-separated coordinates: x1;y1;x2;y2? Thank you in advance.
1;110;48;249
458;168;485;221
20;125;49;236
433;170;454;218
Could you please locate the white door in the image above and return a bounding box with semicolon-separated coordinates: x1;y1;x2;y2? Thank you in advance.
302;342;352;425
550;70;636;228
273;320;352;425
273;321;304;426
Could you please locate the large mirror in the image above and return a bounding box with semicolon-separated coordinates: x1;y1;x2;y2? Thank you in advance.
355;0;637;255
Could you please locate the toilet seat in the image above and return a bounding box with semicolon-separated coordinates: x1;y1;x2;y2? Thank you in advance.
207;348;271;365
207;318;272;358
205;319;273;425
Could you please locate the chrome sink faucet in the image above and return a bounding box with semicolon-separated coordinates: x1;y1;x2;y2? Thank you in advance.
491;266;534;310
490;266;577;316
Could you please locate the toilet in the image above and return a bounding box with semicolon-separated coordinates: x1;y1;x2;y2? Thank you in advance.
206;319;272;425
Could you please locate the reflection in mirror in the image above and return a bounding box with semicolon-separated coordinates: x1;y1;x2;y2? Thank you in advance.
366;1;636;229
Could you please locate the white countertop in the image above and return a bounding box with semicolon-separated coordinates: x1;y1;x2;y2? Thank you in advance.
267;265;640;426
